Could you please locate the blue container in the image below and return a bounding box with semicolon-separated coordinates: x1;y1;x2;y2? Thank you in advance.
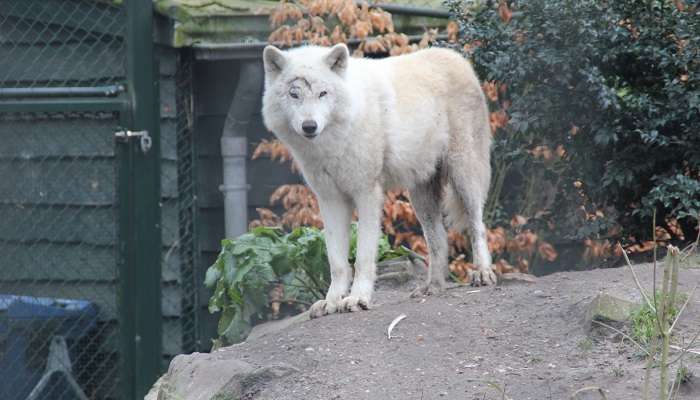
0;295;98;400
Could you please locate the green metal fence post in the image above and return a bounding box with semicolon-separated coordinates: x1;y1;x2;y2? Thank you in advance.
119;0;162;398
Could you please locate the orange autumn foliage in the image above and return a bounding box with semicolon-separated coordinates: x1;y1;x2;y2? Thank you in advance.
267;0;442;57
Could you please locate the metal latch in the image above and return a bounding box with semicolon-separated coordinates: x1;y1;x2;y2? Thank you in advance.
114;130;152;153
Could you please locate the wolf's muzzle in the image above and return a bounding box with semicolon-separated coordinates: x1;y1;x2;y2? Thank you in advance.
302;120;318;138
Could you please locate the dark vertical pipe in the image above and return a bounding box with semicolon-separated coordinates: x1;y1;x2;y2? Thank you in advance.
120;0;163;398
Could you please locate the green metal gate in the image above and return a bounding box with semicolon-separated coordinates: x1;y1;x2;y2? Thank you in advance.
0;0;162;398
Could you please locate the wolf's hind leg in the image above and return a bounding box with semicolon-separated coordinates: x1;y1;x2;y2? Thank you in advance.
448;163;496;286
340;185;383;313
409;177;449;297
310;194;352;319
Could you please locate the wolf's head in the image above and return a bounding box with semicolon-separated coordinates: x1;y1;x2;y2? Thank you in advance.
261;44;350;140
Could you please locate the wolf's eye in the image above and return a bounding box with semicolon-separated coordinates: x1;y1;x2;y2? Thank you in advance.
319;91;327;98
289;88;300;99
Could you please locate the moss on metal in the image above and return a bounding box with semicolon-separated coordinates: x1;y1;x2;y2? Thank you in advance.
93;0;447;47
154;0;278;18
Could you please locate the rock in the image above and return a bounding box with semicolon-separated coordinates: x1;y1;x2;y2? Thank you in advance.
377;257;415;274
239;364;300;394
584;292;641;330
144;375;164;400
377;257;421;287
499;272;538;284
248;311;309;341
148;350;298;400
377;271;414;286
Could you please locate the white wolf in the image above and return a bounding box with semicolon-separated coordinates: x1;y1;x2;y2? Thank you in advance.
261;43;496;318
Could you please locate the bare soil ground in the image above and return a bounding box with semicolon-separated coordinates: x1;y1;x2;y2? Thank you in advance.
205;262;700;400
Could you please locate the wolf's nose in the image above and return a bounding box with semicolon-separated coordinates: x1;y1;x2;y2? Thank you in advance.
302;120;317;135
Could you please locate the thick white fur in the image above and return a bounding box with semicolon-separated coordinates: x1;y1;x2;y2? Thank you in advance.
261;44;496;318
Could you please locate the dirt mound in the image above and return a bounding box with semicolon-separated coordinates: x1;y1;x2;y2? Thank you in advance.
149;264;700;400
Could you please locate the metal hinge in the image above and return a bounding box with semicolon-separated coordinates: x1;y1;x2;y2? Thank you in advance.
115;129;152;153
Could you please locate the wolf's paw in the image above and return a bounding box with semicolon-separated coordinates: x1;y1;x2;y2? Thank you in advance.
469;268;497;286
339;296;370;313
410;282;446;298
309;299;340;319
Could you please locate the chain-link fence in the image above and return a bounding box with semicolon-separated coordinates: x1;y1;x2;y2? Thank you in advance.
0;0;201;398
160;50;202;363
0;1;127;398
0;0;126;90
0;110;124;400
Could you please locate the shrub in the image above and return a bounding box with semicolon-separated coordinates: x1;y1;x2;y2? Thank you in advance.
447;0;700;251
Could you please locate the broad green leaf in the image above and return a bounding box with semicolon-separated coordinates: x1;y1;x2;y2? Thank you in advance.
217;307;235;336
203;264;221;288
221;311;251;344
223;252;236;285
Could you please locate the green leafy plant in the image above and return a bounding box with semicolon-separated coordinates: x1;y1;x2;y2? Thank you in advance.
630;290;686;345
611;366;625;378
639;174;700;222
675;365;692;385
204;225;409;346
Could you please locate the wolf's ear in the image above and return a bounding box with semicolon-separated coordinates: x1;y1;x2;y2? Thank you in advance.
324;44;349;75
263;46;286;77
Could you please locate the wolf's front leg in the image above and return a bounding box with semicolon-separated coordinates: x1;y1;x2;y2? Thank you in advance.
341;185;384;312
309;194;353;319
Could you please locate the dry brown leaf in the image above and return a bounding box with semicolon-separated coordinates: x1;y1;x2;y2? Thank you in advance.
487;227;507;254
448;230;468;256
338;2;357;26
666;218;685;240
498;0;513;24
369;10;389;33
516;257;529;273
330;25;347;44
308;0;329;15
625;241;656;254
538;242;558;262
489;110;509;133
364;38;387;54
493;258;516;274
583;239;613;261
449;256;473;281
554;144;566;159
447;20;459;43
482;81;499;102
351;20;372;39
510;214;528;228
655;226;671;241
